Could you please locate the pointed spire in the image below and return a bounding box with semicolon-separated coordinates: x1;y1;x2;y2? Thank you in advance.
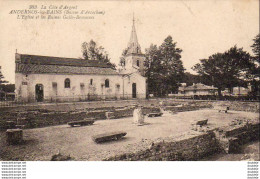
126;14;142;55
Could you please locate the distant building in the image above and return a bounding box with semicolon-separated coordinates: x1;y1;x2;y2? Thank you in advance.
178;83;217;96
221;88;230;96
222;86;251;96
15;18;146;102
232;86;251;96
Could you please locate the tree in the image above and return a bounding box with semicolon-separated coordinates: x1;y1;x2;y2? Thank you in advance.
81;40;116;69
249;34;260;97
159;36;185;94
250;34;260;77
182;72;202;86
118;49;128;67
251;33;260;62
0;66;8;85
192;46;253;96
144;36;185;96
0;66;9;100
144;44;162;96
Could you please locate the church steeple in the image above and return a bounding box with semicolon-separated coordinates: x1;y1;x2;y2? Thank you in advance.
126;14;142;55
120;15;145;76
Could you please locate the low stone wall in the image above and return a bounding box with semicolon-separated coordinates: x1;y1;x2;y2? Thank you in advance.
0;111;88;129
164;104;211;112
106;108;133;119
105;121;259;161
0;106;161;129
217;122;260;153
104;131;220;161
213;101;259;113
85;110;107;120
0;99;158;113
106;107;161;119
0;100;258;130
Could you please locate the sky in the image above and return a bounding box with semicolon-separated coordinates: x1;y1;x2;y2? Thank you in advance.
0;0;259;84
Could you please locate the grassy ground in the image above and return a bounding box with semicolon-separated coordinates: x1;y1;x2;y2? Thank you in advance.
0;109;258;161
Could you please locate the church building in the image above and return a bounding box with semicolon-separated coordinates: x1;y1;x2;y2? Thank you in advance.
15;18;146;102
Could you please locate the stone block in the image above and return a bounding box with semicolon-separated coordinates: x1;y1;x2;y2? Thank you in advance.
68;119;94;127
105;112;114;120
6;129;23;145
51;153;72;161
133;108;145;125
106;108;133;120
92;131;127;143
15;125;26;129
147;113;163;117
227;137;241;153
196;119;208;126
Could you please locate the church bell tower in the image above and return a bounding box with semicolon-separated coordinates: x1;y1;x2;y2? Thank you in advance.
123;16;145;76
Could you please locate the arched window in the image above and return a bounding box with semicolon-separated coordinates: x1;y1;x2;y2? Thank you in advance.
64;78;70;88
137;60;140;67
90;79;93;85
105;79;109;88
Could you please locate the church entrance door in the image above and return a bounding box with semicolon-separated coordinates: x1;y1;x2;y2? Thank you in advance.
35;84;44;102
132;83;137;98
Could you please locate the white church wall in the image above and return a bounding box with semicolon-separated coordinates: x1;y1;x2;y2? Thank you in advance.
15;73;29;102
123;72;146;99
15;72;147;102
15;73;127;102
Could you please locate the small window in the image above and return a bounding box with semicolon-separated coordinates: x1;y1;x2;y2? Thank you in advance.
90;79;93;85
105;79;109;88
64;78;70;88
80;83;85;89
52;82;57;88
137;60;139;67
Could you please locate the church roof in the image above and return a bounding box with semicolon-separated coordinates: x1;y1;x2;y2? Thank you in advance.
15;54;118;75
16;63;118;75
16;54;114;68
126;17;142;55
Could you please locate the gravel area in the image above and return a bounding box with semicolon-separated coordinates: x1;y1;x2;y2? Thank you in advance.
0;109;258;161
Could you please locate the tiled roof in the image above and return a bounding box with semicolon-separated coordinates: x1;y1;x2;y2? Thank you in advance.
16;63;119;75
16;54;114;68
182;83;217;91
15;53;119;75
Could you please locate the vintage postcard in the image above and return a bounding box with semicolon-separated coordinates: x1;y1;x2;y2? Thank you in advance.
0;0;259;178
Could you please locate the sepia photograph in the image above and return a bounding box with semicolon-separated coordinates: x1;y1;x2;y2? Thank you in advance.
0;0;259;177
